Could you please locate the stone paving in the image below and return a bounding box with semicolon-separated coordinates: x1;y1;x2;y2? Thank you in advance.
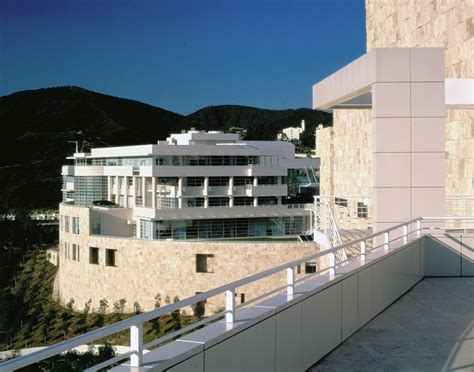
310;277;474;372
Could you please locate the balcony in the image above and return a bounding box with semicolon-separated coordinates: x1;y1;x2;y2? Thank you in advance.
4;217;474;371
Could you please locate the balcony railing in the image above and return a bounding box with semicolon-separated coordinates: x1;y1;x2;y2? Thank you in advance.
4;217;472;370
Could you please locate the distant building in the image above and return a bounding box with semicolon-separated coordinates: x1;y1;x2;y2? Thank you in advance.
277;120;306;141
57;130;320;312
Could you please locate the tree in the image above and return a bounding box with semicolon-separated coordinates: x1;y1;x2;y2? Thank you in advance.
192;301;205;320
66;298;75;311
171;296;182;331
150;293;161;336
133;301;141;314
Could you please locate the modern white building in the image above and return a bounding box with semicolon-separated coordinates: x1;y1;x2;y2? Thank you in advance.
277;119;306;141
62;130;319;241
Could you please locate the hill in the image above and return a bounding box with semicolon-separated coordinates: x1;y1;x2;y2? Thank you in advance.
0;86;331;211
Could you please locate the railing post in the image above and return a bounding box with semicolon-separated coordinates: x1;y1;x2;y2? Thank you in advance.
416;219;422;238
130;323;143;367
360;240;366;262
384;231;389;251
225;289;235;323
328;251;336;277
287;267;295;297
403;224;408;244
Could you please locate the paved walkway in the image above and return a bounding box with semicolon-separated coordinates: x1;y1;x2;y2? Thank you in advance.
310;278;474;372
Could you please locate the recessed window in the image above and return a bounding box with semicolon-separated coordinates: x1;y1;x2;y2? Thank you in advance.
208;197;229;207
196;254;214;273
64;216;70;233
72;217;80;234
357;202;368;218
72;244;80;261
335;198;348;207
209;177;229;187
106;249;117;267
89;247;99;265
305;262;317;274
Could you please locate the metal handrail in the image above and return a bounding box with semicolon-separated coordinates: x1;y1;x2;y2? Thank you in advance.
3;216;474;371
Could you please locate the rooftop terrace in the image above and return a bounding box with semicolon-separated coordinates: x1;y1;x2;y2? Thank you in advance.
311;277;474;371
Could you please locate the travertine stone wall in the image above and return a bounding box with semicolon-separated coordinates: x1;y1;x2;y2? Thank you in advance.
316;110;373;229
58;204;325;313
366;0;474;200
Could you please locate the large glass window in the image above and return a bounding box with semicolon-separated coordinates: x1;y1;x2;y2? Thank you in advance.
257;176;279;185
143;216;309;241
208;197;230;207
258;196;278;206
209;177;229;187
234;197;253;206
234;177;253;186
187;198;205;208
186;177;205;187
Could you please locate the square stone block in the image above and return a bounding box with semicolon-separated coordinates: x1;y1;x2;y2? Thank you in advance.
411;82;445;117
374;153;411;188
411;117;445;152
373;118;411;152
411;187;445;218
373;83;411;118
374;187;411;223
375;48;411;82
410;48;444;82
411;152;445;187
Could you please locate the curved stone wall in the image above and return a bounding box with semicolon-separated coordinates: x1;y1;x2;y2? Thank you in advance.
57;204;324;313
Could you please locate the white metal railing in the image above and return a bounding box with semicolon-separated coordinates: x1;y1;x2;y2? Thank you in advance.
3;217;474;371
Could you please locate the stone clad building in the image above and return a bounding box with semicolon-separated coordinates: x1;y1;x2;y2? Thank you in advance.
316;0;474;226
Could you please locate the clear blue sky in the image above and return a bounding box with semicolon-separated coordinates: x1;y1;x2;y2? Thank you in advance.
1;0;366;115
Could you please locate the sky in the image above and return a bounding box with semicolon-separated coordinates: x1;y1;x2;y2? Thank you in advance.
1;0;366;115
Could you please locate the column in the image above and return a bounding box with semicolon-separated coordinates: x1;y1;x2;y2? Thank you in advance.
142;177;147;207
178;177;184;209
115;176;119;204
107;176;112;201
124;176;129;208
152;177;156;209
372;48;445;233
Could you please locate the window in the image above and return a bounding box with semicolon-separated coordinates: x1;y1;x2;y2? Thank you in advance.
234;176;253;186
187;197;205;208
335;198;348;207
209;177;229;187
186;177;205;187
106;249;116;267
208;197;230;207
72;244;79;261
258;196;278;206
234;197;253;206
305;262;317;274
196;254;214;273
64;216;70;233
257;176;278;185
240;293;245;304
89;247;99;264
128;177;133;186
357;202;368;218
72;217;80;234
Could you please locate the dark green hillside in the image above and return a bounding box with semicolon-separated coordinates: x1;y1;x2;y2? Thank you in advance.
0;86;187;212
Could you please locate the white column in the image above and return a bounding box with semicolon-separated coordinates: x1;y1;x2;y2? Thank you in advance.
152;177;156;209
107;176;112;201
124;176;129;208
253;176;258;187
204;176;209;196
228;176;234;196
253;197;258;207
115;176;119;204
130;323;143;367
178;177;184;209
142;177;146;207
